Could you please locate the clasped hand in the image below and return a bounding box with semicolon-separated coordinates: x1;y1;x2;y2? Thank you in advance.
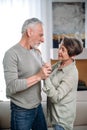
39;62;52;79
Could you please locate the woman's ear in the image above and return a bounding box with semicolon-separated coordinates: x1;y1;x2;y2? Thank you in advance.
71;56;75;59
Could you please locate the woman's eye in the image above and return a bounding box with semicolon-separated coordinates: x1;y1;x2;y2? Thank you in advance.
62;48;65;52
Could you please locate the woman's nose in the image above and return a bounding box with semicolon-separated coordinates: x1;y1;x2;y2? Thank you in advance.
58;49;61;53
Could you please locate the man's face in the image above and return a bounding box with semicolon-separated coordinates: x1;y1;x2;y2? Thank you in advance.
29;23;44;49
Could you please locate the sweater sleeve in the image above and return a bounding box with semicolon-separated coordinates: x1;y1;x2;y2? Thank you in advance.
3;50;28;95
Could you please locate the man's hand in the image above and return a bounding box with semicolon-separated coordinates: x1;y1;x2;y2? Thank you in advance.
27;62;52;87
37;62;52;80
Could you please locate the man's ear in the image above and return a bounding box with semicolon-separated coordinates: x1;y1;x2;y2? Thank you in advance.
26;28;33;37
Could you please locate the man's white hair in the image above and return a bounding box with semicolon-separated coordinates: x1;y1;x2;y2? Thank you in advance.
21;18;43;34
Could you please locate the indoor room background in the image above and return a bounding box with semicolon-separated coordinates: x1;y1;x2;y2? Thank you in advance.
0;0;87;101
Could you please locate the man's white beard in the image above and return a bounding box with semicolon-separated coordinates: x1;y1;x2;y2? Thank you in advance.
32;44;40;49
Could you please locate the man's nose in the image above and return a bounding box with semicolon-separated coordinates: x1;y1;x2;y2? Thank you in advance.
41;37;44;42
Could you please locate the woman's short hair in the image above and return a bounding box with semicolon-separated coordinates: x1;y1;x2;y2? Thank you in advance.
62;36;83;57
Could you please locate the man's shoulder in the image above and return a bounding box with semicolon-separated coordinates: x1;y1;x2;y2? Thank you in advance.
6;43;18;52
4;43;19;58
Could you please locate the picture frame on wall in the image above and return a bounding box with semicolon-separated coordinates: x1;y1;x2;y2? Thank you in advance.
52;1;85;48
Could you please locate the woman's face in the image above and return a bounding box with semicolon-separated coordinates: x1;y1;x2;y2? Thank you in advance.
58;43;70;61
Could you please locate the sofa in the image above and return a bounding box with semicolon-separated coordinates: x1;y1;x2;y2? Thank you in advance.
0;91;87;130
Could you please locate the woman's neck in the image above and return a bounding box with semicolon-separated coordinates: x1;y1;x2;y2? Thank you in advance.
59;58;73;69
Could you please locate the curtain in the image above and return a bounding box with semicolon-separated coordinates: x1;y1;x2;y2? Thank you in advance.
0;0;42;100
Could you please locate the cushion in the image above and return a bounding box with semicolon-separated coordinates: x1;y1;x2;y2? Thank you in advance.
0;101;10;129
74;91;87;126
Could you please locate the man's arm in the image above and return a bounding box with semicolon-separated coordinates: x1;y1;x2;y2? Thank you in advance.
27;63;52;87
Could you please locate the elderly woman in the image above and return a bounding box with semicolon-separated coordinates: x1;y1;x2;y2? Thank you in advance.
43;36;83;130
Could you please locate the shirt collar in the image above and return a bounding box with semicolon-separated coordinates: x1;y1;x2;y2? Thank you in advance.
58;60;76;72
